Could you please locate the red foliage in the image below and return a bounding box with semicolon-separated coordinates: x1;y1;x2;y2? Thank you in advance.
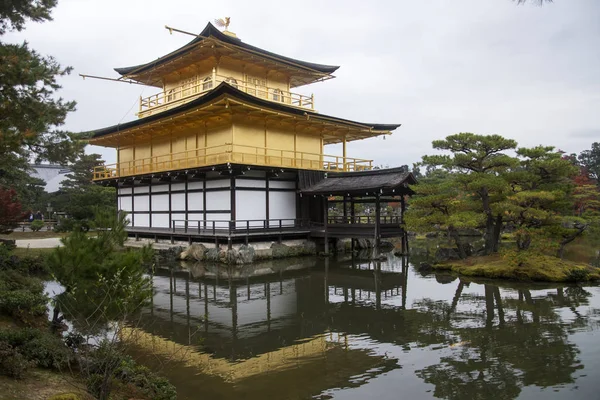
0;187;22;234
572;169;600;216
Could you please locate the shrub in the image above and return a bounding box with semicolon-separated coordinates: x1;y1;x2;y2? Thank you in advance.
0;341;32;379
18;255;49;275
566;267;590;282
0;245;48;275
0;289;47;319
54;219;90;233
115;356;177;400
21;331;73;369
0;270;47;321
30;220;45;232
53;218;75;233
0;328;73;371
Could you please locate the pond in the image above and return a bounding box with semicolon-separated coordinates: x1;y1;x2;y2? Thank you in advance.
129;251;600;400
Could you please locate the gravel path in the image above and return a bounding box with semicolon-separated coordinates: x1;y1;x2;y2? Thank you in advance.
15;237;63;248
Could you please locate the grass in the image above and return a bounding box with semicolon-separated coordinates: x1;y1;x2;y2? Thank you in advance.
435;254;600;283
0;231;69;240
10;247;55;258
0;368;91;400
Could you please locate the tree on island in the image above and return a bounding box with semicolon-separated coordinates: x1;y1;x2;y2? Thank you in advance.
407;133;519;256
406;133;598;262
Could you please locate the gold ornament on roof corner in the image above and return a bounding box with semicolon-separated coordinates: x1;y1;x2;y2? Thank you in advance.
214;17;231;30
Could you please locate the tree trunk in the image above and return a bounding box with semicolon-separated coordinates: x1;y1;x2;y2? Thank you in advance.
449;227;467;259
557;225;587;259
481;188;495;255
492;214;503;253
516;230;531;251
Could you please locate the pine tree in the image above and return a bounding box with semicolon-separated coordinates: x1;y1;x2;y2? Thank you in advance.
0;0;83;204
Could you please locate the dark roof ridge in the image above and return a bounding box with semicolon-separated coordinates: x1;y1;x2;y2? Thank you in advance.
327;166;409;178
114;22;340;77
89;82;401;139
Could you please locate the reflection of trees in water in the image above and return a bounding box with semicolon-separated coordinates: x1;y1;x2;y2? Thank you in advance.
415;282;592;399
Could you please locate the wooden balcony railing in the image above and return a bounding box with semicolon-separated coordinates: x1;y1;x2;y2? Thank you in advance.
138;71;314;117
93;144;372;180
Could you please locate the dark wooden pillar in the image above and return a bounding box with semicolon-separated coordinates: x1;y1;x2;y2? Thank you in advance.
375;193;381;250
400;195;408;255
343;196;348;222
323;196;329;254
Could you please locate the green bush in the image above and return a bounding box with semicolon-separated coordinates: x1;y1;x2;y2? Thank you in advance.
0;244;48;275
0;328;73;371
30;220;45;232
53;219;90;233
18;255;49;275
0;341;33;379
53;218;75;233
0;270;47;321
0;289;47;319
566;267;590;282
115;356;177;400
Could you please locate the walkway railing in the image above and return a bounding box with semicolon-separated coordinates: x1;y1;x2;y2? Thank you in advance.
326;216;402;225
170;218;308;238
139;73;314;117
93;144;372;180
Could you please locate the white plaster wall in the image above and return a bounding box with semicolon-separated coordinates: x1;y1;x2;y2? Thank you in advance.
269;180;295;189
171;193;186;211
119;196;132;212
133;186;150;194
269;192;296;226
152;184;169;193
188;192;203;209
188;181;203;190
187;214;204;229
206;191;230;210
205;213;231;228
206;179;230;189
236;191;266;227
152;194;169;211
236;179;266;188
171;213;186;229
134;195;149;212
135;213;150;227
152;214;170;228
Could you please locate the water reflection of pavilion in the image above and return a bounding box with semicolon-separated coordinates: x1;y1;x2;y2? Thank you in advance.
129;256;408;398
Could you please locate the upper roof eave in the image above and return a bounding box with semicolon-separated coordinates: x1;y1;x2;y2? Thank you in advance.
114;22;340;78
87;82;401;141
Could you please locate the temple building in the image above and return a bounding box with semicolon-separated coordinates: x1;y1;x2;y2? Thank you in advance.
89;22;415;245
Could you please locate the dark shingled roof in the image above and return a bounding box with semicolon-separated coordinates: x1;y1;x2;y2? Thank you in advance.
115;22;339;77
301;167;417;196
90;82;401;139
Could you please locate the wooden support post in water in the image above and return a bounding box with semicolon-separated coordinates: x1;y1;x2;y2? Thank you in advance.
400;195;408;255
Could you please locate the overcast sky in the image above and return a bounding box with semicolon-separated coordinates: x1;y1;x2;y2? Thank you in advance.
5;0;600;167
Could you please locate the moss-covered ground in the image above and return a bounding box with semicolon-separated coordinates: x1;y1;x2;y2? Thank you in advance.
0;369;90;400
434;254;600;283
